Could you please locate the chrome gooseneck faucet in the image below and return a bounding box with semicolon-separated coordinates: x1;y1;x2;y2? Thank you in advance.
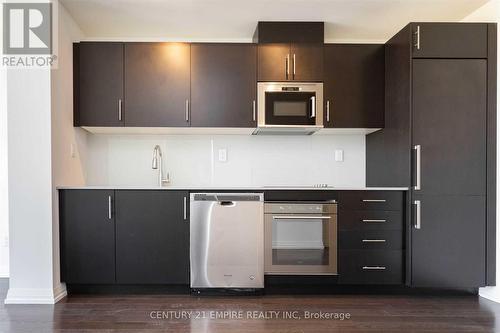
152;145;170;187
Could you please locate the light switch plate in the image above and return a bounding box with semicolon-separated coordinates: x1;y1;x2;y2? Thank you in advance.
334;149;344;162
218;148;227;162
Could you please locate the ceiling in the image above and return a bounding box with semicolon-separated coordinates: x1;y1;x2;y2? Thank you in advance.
60;0;490;42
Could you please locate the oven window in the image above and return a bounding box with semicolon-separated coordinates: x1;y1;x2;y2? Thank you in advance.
272;218;331;266
265;92;316;125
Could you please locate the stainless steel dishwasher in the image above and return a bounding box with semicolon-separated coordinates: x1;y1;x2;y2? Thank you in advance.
190;193;264;289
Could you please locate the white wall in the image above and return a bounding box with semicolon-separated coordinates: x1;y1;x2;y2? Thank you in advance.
5;66;55;304
0;38;8;277
462;0;500;302
4;1;86;304
50;3;86;299
84;134;366;187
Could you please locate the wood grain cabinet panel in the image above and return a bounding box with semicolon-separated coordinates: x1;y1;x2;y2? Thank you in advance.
115;190;190;284
412;23;488;59
191;44;257;127
59;190;116;284
323;44;384;128
290;43;323;81
76;42;124;127
124;42;191;127
257;43;290;82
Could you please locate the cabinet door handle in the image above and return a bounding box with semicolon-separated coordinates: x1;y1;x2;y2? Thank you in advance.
362;239;386;243
293;53;296;79
414;200;421;229
362;219;386;223
310;96;316;118
108;195;112;220
252;100;256;122
414;144;421;190
272;215;331;220
183;196;187;221
326;100;330;123
118;99;123;121
362;199;386;203
414;25;421;50
185;100;190;122
362;266;386;271
285;54;290;79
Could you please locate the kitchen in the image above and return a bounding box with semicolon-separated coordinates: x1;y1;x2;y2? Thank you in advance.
1;0;500;332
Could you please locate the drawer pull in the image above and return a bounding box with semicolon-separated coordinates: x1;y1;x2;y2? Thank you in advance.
362;266;386;270
362;219;386;223
362;239;386;243
362;199;387;203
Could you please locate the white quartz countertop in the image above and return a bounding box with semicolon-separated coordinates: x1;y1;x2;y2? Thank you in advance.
57;185;408;191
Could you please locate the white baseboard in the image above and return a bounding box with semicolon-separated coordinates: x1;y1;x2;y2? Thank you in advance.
4;284;67;304
272;240;324;249
479;287;500;303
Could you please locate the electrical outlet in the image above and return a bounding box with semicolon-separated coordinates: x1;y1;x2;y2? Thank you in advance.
334;149;344;162
70;143;76;158
218;148;227;162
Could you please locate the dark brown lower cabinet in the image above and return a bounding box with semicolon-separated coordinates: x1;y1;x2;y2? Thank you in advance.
115;190;190;284
337;191;405;285
60;189;190;285
411;195;485;287
59;190;116;284
339;250;403;285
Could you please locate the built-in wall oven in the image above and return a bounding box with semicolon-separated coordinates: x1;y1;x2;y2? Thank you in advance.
254;82;324;135
264;201;337;275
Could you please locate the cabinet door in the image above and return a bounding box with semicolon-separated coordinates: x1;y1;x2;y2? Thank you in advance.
115;190;190;284
324;44;384;128
77;42;124;126
191;44;257;127
411;195;485;287
411;59;487;288
412;59;487;196
290;43;323;82
258;43;290;81
124;43;190;127
59;190;115;284
412;23;487;59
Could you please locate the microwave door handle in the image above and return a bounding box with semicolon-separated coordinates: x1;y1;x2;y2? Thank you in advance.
310;96;316;118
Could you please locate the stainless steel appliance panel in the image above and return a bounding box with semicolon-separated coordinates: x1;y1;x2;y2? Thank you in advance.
264;202;337;275
190;193;264;288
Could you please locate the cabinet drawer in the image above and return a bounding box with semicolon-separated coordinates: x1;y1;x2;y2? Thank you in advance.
338;191;404;211
339;210;403;231
339;230;403;250
338;250;403;285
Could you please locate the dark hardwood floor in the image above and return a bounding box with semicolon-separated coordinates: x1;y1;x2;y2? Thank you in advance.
2;278;500;332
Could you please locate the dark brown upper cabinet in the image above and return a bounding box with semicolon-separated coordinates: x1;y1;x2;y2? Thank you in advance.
323;44;384;128
290;43;324;81
412;23;488;59
258;43;323;82
257;43;290;82
191;44;257;127
124;43;190;127
74;42;124;127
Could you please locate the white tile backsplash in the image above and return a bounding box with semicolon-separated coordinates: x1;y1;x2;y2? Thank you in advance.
85;134;366;187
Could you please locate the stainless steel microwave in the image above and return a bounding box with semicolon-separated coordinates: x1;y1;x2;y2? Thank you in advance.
254;82;324;135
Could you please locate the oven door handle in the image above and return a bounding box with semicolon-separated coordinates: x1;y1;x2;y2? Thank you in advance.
310;96;316;118
272;215;331;220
